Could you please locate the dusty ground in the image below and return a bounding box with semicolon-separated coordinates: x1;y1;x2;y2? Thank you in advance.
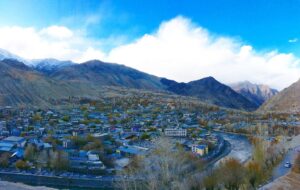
261;172;300;190
0;181;57;190
285;135;300;150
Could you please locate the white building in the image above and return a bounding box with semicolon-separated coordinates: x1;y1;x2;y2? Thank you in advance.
164;128;187;137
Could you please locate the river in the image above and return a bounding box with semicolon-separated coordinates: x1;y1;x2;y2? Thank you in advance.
214;132;253;165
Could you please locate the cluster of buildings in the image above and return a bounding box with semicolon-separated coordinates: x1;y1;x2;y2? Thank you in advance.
0;96;298;176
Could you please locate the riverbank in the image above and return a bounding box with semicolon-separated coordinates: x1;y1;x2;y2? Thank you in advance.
0;180;56;190
0;171;115;189
213;131;252;164
205;140;231;169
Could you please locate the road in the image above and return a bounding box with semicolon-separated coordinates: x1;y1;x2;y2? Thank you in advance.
272;145;300;180
271;135;300;180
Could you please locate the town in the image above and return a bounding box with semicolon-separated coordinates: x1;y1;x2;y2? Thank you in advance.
0;92;299;188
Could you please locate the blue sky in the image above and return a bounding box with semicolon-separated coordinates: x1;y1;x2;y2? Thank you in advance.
1;0;300;53
0;0;300;89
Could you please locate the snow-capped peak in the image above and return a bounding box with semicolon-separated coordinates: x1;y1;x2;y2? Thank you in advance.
0;48;29;64
0;48;75;72
31;58;75;72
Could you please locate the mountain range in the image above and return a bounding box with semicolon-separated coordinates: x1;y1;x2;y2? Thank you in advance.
161;78;258;110
31;59;74;74
0;59;103;106
0;49;292;112
230;81;278;107
259;79;300;113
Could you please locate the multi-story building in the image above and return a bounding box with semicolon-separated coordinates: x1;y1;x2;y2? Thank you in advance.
164;128;187;137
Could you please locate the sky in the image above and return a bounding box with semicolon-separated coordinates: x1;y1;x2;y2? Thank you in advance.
0;0;300;90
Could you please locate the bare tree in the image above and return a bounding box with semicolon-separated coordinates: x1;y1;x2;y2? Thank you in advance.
24;144;37;162
117;137;203;190
218;158;246;190
50;150;69;171
0;153;10;167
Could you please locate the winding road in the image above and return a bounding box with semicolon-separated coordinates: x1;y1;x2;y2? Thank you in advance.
272;145;300;180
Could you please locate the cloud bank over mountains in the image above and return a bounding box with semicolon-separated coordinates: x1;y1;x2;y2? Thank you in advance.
0;16;299;90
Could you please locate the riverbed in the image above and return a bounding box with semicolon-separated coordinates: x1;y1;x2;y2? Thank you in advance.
214;132;253;165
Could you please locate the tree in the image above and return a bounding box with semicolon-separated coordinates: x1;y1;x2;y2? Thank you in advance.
83;139;104;151
44;135;61;148
32;113;42;122
191;133;197;139
86;134;95;142
117;137;203;190
219;158;246;190
251;138;266;166
0;153;10;167
246;161;263;189
70;136;88;148
50;150;69;171
24;144;36;162
62;115;70;122
36;150;50;169
15;160;29;170
140;133;150;140
202;170;219;190
292;153;300;173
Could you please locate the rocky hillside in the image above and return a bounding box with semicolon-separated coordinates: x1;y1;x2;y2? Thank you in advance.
230;81;278;107
0;59;102;106
259;79;300;113
45;60;165;90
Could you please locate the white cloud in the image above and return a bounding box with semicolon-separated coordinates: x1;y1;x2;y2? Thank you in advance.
40;26;73;39
0;16;299;90
76;47;106;63
0;25;105;61
288;38;298;43
106;16;300;90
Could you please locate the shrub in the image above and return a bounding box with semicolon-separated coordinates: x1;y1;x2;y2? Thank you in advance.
0;153;10;167
15;160;30;170
292;153;300;173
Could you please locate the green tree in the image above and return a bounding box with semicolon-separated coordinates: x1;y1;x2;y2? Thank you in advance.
62;115;70;122
140;133;150;140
